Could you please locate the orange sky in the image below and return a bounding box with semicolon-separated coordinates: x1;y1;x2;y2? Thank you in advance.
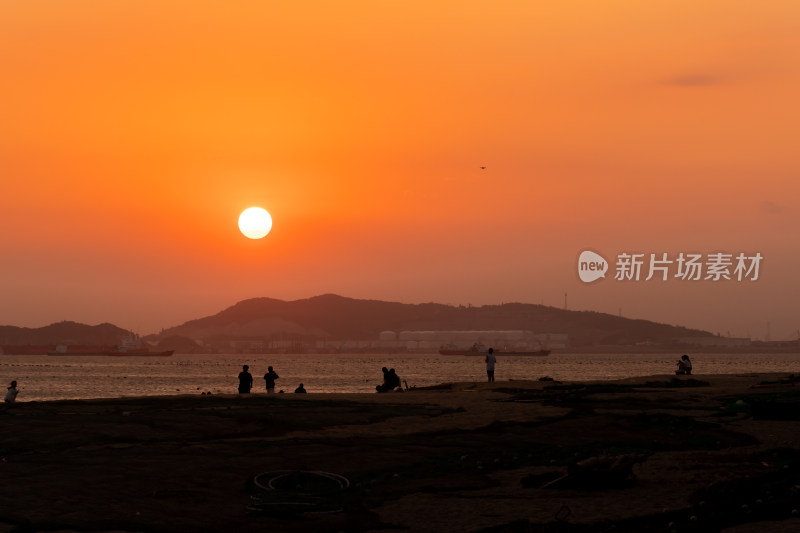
1;1;798;339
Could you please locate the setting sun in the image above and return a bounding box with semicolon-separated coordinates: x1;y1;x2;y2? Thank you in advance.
238;207;272;239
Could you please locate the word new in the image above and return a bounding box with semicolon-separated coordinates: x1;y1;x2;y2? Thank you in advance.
578;251;609;282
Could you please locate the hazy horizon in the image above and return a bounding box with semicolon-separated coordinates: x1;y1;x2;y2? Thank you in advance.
0;292;780;341
2;2;798;341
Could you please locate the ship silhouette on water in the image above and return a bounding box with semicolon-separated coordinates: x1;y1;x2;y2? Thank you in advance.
438;343;550;356
48;333;173;357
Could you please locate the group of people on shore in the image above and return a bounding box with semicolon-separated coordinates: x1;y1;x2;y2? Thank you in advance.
5;353;697;404
235;350;692;395
376;367;402;392
237;365;307;395
376;346;492;390
237;363;408;395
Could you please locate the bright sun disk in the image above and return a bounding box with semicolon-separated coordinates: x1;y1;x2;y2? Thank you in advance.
238;207;272;239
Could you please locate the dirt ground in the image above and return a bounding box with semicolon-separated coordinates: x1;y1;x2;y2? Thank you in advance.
1;373;799;532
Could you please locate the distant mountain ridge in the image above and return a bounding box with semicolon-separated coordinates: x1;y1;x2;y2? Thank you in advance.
0;321;129;345
0;295;716;354
154;294;713;347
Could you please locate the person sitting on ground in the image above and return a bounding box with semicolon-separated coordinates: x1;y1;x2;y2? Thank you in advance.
376;367;402;392
376;367;391;393
4;380;18;403
387;368;402;391
675;354;693;375
294;383;307;393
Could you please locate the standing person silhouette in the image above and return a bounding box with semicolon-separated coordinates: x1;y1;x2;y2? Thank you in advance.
264;366;279;394
485;347;496;383
238;365;253;394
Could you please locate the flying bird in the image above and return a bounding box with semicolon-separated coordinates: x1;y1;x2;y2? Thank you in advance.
479;166;486;170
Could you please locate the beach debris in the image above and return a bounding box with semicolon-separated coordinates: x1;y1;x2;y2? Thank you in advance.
554;505;571;522
643;378;710;388
758;374;798;386
538;453;649;490
247;470;349;516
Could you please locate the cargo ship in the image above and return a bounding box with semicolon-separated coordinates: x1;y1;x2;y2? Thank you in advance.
105;348;174;356
493;349;551;356
48;346;174;356
438;343;550;356
438;343;488;356
48;333;173;357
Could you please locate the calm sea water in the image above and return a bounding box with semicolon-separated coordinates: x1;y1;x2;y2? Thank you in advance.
1;352;799;402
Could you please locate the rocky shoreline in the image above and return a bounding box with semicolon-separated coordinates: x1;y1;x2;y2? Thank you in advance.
1;373;799;532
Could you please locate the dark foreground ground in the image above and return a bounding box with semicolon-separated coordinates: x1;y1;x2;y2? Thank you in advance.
1;373;799;533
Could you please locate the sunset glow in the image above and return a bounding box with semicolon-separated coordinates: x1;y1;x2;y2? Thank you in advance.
1;1;798;338
238;207;272;240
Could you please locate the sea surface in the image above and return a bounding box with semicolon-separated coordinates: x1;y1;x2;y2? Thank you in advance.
2;352;799;402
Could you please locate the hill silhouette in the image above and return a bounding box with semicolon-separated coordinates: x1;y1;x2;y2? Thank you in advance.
154;294;713;349
0;321;131;354
0;296;717;354
0;321;129;346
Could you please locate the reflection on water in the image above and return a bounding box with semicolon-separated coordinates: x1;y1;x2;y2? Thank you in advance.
1;352;799;402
